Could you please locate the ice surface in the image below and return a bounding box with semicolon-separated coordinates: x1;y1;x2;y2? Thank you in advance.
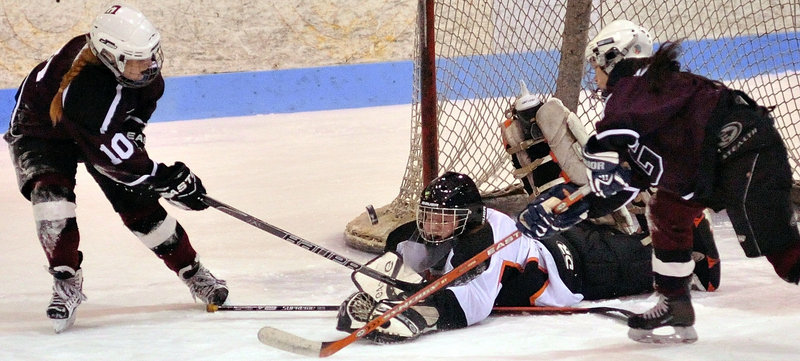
2;105;799;360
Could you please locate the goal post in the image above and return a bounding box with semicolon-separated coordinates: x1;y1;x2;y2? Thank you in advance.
345;0;800;253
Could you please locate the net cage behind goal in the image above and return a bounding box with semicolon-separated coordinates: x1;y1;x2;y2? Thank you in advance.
345;0;800;253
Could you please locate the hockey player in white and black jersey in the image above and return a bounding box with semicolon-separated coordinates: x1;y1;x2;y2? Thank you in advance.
335;172;720;343
3;4;227;333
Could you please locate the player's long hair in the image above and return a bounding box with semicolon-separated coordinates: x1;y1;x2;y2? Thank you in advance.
49;46;101;126
645;40;725;94
644;41;682;93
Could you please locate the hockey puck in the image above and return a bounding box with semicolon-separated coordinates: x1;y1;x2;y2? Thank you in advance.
366;204;379;225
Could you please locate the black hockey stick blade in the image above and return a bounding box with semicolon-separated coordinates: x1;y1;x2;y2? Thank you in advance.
492;306;634;324
200;195;424;293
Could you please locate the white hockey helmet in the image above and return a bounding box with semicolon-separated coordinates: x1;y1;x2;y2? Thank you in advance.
87;4;163;88
585;19;653;74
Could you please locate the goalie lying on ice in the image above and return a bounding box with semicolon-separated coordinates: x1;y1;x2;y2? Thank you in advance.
336;172;720;343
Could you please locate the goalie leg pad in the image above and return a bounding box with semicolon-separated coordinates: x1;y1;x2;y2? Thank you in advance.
535;98;591;185
501;116;560;196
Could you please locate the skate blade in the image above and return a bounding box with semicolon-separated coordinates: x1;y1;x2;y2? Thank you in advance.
52;315;76;334
628;326;698;344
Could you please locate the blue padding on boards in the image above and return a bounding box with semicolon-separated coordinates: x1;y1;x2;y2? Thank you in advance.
0;32;798;134
155;61;414;122
0;61;414;133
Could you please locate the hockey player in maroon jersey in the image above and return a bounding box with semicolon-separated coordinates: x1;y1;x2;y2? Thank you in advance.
3;4;228;333
334;172;719;343
581;20;799;343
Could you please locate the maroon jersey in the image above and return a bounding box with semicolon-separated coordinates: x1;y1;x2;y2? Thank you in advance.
8;35;165;187
595;69;724;196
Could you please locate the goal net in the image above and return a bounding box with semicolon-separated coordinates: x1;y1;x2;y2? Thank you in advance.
345;0;800;253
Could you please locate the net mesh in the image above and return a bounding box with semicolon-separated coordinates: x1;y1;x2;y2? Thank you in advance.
345;0;800;252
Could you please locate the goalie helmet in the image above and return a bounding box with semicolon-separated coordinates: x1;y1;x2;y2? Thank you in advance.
417;172;486;244
87;4;163;88
584;19;653;74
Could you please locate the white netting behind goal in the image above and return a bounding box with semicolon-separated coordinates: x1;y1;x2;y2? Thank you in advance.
345;0;800;253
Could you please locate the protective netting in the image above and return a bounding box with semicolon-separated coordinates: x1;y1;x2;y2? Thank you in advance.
345;0;800;252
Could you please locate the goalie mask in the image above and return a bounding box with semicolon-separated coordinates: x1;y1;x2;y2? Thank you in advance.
87;4;164;88
585;19;653;74
417;172;486;244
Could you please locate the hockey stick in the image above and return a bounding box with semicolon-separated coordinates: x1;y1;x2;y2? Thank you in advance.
206;304;339;312
257;230;524;357
256;186;589;357
209;303;632;318
200;195;424;293
492;306;634;324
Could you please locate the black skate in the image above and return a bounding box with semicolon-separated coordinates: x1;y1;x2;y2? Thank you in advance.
47;266;87;334
627;293;697;344
179;261;228;305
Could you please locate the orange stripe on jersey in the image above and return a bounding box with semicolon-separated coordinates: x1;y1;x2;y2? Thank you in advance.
498;257;547;305
498;260;524;282
529;280;550;305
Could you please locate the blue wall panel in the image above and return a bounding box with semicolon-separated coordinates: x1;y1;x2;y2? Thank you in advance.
0;32;797;134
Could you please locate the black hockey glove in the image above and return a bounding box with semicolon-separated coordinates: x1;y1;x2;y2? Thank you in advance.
517;183;589;239
582;138;632;198
151;162;208;210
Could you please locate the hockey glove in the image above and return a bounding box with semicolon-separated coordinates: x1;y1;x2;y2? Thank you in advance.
517;183;589;239
352;252;425;300
335;291;439;343
367;299;439;343
336;291;377;334
151;162;208;210
582;145;632;198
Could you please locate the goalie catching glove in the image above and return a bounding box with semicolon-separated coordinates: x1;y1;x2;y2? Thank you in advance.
517;183;589;239
336;291;441;344
150;162;208;210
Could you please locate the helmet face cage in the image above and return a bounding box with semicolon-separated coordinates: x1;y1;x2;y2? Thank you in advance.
415;171;484;244
417;203;472;244
88;5;163;88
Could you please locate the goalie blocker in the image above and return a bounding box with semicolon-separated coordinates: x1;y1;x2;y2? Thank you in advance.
500;85;637;234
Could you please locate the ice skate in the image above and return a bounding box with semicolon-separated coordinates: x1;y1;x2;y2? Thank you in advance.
179;261;228;305
627;292;697;344
47;266;87;334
